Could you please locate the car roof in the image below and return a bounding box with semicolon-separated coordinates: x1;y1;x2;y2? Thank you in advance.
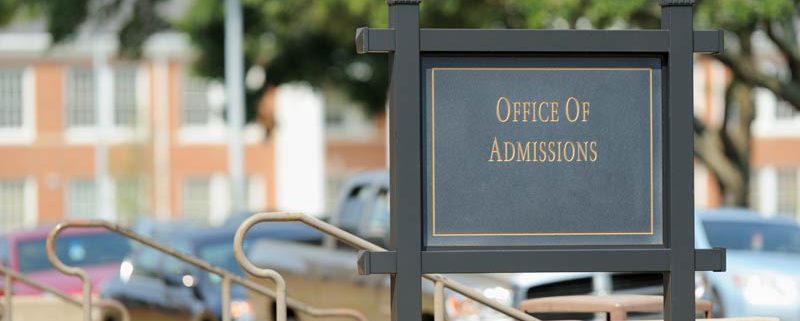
3;225;112;243
697;208;798;226
342;170;389;191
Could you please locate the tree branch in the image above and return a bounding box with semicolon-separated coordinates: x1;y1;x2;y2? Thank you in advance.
714;53;800;111
763;20;800;81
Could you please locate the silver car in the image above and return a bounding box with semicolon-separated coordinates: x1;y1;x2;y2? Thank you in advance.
696;208;800;321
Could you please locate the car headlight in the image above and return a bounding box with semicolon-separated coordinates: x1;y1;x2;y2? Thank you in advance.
733;270;800;305
445;286;514;321
231;300;254;321
119;260;133;283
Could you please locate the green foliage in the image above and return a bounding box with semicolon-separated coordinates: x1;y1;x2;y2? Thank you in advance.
6;0;798;120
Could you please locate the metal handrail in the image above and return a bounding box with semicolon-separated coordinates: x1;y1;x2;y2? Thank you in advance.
234;212;541;321
0;264;130;321
46;220;368;321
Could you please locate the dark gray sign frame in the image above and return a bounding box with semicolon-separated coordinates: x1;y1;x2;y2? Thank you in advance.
355;1;726;320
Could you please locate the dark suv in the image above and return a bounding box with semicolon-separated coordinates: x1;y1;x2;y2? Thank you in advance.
101;222;322;321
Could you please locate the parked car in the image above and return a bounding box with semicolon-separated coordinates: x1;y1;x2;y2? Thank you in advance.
101;221;323;321
1;226;131;296
696;208;800;321
245;170;665;321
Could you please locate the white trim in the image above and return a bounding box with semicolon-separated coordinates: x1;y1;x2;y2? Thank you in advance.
247;175;266;210
153;58;171;219
64;64;150;145
0;33;52;55
759;167;778;216
753;88;800;137
24;177;38;228
0;67;36;145
209;173;229;225
695;164;709;209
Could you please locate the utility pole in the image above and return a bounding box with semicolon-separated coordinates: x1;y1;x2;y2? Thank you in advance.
225;0;246;216
94;40;114;221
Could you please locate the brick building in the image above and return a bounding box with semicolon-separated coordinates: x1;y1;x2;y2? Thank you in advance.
694;55;800;219
0;26;387;231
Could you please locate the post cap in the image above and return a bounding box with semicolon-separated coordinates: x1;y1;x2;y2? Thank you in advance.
660;0;694;6
387;0;421;5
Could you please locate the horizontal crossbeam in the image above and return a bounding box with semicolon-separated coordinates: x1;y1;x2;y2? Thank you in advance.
358;248;726;274
356;28;723;54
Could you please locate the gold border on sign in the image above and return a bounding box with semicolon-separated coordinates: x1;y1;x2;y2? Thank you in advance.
430;67;655;237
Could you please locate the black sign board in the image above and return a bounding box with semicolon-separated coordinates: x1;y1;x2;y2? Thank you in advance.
423;57;663;247
356;1;726;320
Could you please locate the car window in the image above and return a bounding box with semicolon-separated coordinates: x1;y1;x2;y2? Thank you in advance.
339;186;371;233
365;188;390;240
17;232;131;273
703;220;800;254
198;239;247;285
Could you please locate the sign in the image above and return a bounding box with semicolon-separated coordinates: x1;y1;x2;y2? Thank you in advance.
424;57;662;247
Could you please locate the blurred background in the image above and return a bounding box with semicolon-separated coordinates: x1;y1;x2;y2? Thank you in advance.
0;0;799;321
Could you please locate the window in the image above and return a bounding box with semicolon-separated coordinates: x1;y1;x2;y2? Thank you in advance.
66;179;97;218
776;100;797;120
66;68;95;127
182;76;211;126
116;176;148;222
750;169;760;212
0;179;26;232
0;69;24;129
114;66;138;127
182;177;211;223
777;169;798;217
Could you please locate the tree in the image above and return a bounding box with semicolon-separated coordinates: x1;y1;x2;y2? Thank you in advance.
6;0;796;206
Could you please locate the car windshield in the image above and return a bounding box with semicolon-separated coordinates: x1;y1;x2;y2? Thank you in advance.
703;220;800;254
17;232;131;273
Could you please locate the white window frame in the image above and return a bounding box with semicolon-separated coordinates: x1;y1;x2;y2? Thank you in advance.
65;64;149;144
753;88;800;137
0;67;35;145
178;76;225;144
181;176;213;223
0;178;37;231
65;178;116;219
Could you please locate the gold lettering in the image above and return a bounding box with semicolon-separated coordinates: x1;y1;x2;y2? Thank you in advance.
503;141;516;162
488;137;502;162
550;101;560;122
512;101;521;122
589;141;598;162
563;141;576;162
516;141;531;162
556;141;563;162
522;102;531;122
547;141;557;162
539;102;550;122
582;101;590;122
496;97;511;123
565;96;580;122
576;141;588;162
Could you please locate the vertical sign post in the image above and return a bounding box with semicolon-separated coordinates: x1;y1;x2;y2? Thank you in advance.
662;1;696;320
357;0;726;320
387;1;423;321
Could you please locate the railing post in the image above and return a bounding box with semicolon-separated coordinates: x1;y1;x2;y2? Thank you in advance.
433;280;444;321
660;0;696;320
233;217;288;321
222;275;232;321
47;225;92;321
